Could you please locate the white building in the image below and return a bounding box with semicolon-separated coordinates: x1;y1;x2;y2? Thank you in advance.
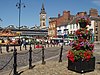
57;20;95;39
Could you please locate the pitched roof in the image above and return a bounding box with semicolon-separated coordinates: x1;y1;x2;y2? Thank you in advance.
90;16;100;21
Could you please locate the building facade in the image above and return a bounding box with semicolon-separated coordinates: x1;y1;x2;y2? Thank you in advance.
48;10;71;39
48;17;57;39
48;8;100;41
89;8;100;41
0;25;48;39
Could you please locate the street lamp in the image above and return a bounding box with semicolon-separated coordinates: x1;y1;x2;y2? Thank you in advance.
16;0;25;30
16;0;25;50
0;18;3;28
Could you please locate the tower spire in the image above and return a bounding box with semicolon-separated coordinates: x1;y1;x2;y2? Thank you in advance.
40;3;46;14
42;3;44;10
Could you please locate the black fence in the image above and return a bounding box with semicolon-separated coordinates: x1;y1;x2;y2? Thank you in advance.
0;44;68;75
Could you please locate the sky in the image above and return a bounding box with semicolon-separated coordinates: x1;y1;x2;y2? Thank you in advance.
0;0;100;28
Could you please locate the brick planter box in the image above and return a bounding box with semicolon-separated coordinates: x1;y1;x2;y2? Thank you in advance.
68;57;95;73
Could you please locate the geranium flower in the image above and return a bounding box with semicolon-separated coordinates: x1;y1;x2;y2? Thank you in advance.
67;50;75;62
67;16;94;62
84;51;93;61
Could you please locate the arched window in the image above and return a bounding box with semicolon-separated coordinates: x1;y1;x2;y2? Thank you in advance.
43;22;45;26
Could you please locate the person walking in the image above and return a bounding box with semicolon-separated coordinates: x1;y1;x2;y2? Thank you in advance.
22;38;27;50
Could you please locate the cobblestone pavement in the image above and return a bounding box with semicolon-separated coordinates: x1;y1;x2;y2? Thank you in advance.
0;44;100;75
0;45;69;73
19;61;100;75
1;57;100;75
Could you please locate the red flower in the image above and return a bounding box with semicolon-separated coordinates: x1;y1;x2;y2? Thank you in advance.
67;50;75;62
79;52;83;56
76;30;80;35
67;16;93;62
75;44;81;50
78;38;83;43
89;44;94;49
69;57;75;62
84;51;92;61
85;30;89;34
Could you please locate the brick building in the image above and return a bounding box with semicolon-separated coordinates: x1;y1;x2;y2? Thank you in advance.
48;17;57;39
89;8;100;41
69;8;100;41
48;8;100;41
48;10;71;39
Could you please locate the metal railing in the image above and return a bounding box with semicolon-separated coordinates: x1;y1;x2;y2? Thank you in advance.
0;44;67;75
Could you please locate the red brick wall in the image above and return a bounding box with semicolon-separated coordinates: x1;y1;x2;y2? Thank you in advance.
57;10;70;26
76;12;87;17
89;8;98;17
48;19;57;38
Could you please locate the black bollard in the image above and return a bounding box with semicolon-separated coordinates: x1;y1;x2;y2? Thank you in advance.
59;45;63;62
51;44;52;47
42;46;46;64
19;38;21;51
45;44;46;48
13;46;18;75
34;43;35;49
29;44;32;69
20;45;21;51
48;43;49;47
54;44;55;47
6;44;9;52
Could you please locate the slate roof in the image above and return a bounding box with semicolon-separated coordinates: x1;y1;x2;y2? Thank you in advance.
90;16;100;21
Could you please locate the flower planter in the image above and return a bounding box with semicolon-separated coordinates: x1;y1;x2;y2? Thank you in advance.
68;56;95;73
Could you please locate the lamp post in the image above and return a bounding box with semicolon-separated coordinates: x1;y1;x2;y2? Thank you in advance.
0;18;2;28
16;0;25;30
16;0;25;50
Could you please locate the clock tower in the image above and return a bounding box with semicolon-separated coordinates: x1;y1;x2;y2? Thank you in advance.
40;3;46;29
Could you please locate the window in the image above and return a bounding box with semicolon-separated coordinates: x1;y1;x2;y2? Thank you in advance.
70;25;72;29
71;31;72;34
58;30;61;32
43;22;45;26
59;26;61;29
53;24;55;27
95;28;98;34
42;19;45;21
96;36;98;41
95;22;98;27
57;30;61;34
65;25;67;28
73;24;75;29
95;28;98;31
64;29;68;31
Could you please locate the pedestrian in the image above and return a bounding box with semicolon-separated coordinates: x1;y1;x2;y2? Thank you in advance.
22;38;27;50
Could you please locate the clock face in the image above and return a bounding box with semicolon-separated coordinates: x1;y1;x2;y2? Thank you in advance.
42;15;45;18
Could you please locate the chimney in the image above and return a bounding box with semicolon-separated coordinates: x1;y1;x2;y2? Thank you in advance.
58;13;60;18
76;12;87;17
89;8;98;17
